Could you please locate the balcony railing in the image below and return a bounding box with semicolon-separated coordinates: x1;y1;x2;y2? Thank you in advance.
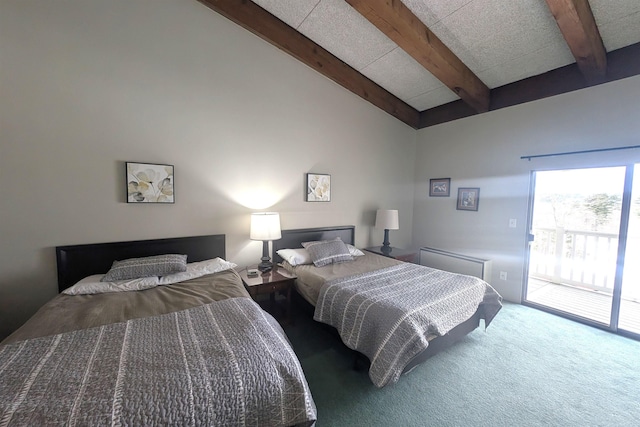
529;227;640;333
529;227;618;293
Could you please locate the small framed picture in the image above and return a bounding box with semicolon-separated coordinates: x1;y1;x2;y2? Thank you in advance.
306;173;331;202
126;162;174;203
429;178;451;197
457;187;480;211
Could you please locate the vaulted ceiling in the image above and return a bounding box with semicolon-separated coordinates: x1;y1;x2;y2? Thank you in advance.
199;0;640;129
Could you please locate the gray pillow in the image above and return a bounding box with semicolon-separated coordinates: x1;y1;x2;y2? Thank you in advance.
101;254;188;282
302;238;353;267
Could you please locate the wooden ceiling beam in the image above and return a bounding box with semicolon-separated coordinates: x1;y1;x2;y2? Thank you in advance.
197;0;636;129
544;0;607;84
197;0;420;128
345;0;490;113
420;41;640;128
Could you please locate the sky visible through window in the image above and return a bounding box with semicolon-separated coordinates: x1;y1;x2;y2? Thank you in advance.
533;166;625;233
535;167;626;197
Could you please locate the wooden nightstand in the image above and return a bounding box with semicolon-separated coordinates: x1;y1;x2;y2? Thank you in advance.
364;246;418;263
239;266;296;325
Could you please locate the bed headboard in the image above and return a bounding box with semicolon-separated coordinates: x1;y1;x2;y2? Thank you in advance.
272;226;355;264
55;234;226;292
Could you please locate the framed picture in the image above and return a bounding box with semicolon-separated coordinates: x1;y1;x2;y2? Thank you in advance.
429;178;451;197
126;162;174;203
457;187;480;211
306;173;331;202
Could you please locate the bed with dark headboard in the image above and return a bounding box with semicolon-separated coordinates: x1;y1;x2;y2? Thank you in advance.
273;225;502;388
273;225;355;265
1;234;317;426
56;234;226;292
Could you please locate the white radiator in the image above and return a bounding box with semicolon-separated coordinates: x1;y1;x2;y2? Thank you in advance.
420;247;491;282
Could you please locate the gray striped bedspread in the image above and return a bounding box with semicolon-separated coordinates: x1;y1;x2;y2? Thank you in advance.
314;263;502;388
0;298;316;427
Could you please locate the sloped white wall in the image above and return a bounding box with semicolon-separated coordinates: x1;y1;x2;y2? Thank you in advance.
0;0;416;339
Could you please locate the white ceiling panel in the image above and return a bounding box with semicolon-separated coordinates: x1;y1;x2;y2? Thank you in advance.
251;0;320;29
360;47;446;101
296;0;397;71
590;0;640;26
402;0;473;27
406;86;460;111
478;42;575;89
597;12;640;52
429;0;568;74
590;0;640;52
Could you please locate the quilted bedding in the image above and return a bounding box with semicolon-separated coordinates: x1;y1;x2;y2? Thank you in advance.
314;263;502;387
0;298;316;427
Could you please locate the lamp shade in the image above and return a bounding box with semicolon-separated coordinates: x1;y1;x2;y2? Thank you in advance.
250;212;282;241
375;209;399;230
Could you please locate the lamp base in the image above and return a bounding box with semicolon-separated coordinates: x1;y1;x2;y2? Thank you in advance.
258;259;273;273
258;240;273;272
380;229;392;255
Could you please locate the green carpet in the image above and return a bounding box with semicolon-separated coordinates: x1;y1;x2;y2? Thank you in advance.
283;302;640;426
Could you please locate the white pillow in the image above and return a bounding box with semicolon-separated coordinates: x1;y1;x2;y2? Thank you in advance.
158;257;237;285
347;244;365;257
63;275;160;295
277;248;312;266
277;245;364;266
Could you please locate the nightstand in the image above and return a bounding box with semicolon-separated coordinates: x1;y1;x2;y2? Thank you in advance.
239;266;296;325
364;246;418;263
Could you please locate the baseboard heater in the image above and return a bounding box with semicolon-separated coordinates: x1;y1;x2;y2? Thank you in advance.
419;247;491;282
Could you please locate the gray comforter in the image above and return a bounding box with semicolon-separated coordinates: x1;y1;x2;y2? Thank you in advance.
2;270;251;345
314;263;502;388
0;298;317;426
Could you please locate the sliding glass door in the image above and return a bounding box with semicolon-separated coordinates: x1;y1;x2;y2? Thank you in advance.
619;165;640;334
525;165;640;336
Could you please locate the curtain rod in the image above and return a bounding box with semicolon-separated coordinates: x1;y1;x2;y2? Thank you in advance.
521;144;640;161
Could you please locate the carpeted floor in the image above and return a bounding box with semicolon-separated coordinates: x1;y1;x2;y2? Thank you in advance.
283;302;640;426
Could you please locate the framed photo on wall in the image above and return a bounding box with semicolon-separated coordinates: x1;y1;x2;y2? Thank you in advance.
429;178;451;197
306;173;331;202
126;162;174;203
456;187;480;211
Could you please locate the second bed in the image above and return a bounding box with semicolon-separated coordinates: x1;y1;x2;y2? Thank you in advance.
274;226;502;388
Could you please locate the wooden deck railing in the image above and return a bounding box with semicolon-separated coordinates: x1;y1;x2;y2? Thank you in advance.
529;227;618;293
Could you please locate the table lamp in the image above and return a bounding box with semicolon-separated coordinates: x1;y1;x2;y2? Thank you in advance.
375;209;399;255
250;212;282;272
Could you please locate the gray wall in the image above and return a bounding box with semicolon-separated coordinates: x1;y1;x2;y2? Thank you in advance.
413;75;640;302
0;0;417;339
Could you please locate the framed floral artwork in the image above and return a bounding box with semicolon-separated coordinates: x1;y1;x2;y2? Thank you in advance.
429;178;451;197
126;162;174;203
306;173;331;202
456;187;480;211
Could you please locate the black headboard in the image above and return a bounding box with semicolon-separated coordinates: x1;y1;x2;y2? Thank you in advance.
272;226;355;264
55;234;225;292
